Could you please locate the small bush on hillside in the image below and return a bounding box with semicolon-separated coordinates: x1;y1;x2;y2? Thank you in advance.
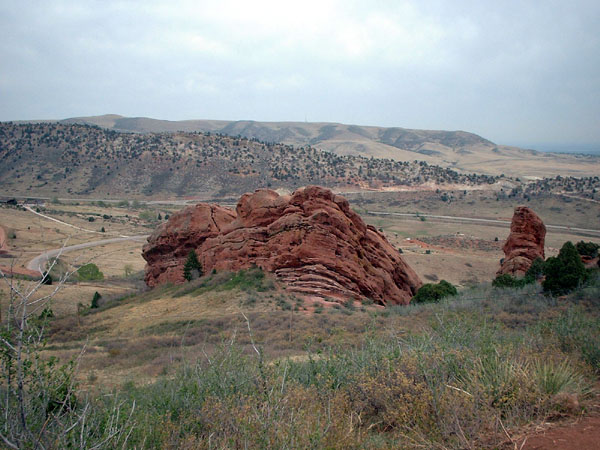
411;280;457;304
575;241;599;258
543;241;587;295
77;263;104;281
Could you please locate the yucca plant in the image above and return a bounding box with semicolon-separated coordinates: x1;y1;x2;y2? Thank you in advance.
534;359;590;396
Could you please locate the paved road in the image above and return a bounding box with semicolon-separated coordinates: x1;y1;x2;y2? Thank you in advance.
27;235;149;274
366;211;600;236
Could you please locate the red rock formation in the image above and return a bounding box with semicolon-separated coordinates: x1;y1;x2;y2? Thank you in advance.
143;203;236;286
497;206;546;277
143;186;422;305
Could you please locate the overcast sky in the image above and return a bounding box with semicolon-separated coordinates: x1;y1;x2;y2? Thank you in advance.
1;0;599;148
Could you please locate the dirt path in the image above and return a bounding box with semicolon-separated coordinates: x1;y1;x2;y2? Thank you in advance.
24;205;108;235
518;415;600;449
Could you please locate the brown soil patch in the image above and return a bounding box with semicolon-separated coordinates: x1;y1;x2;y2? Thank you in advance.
518;415;600;450
0;264;41;278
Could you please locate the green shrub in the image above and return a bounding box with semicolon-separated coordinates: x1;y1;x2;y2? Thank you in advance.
77;263;104;281
492;273;526;288
543;241;587;295
411;280;457;304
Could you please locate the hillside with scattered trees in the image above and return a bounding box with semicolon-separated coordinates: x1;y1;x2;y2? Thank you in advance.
0;122;499;198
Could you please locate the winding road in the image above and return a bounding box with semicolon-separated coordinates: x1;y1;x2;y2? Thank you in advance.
20;204;149;274
26;235;149;274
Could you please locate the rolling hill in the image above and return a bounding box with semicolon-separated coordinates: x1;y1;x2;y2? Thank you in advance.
0;122;500;199
58;114;600;179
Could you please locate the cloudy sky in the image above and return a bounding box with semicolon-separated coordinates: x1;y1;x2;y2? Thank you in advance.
1;0;599;148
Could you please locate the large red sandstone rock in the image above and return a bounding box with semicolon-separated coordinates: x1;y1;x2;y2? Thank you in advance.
143;186;422;305
497;206;546;277
143;203;236;286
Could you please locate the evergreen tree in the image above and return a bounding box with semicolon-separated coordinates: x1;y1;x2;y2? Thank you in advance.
91;291;101;309
183;250;202;281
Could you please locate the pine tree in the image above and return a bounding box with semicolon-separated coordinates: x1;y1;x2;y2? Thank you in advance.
183;250;202;281
91;291;101;308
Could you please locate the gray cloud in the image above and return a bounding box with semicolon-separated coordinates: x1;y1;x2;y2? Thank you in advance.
1;0;599;147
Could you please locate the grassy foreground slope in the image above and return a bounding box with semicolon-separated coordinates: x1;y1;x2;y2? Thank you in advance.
9;267;597;449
